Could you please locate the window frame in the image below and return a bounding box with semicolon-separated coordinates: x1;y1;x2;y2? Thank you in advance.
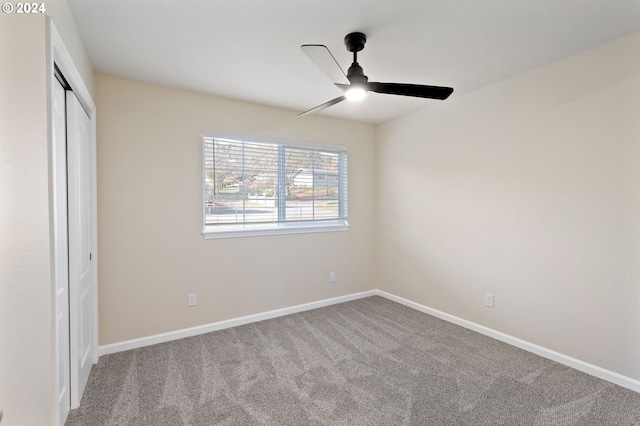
202;133;349;239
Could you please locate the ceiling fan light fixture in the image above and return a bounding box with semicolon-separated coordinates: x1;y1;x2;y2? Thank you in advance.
345;85;367;101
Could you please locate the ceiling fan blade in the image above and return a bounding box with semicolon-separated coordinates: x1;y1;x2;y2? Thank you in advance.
367;82;453;100
301;45;349;85
298;95;347;116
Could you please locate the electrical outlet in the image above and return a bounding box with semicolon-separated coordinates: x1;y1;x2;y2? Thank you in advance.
485;293;494;308
329;272;336;282
188;293;196;307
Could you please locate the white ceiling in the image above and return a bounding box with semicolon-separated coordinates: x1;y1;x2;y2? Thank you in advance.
68;0;640;124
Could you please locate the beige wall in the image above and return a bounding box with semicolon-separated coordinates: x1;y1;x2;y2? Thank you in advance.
95;74;376;345
0;15;53;426
376;32;640;381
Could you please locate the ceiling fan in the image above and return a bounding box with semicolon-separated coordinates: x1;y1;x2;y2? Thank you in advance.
299;32;454;116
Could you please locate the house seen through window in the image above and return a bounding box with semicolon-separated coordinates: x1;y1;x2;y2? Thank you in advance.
203;134;348;238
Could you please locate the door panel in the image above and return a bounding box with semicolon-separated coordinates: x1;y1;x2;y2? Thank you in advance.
53;79;71;426
67;90;94;409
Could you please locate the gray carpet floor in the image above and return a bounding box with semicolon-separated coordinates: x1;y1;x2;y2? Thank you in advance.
66;296;640;425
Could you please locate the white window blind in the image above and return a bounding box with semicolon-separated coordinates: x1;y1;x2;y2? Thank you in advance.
203;135;348;238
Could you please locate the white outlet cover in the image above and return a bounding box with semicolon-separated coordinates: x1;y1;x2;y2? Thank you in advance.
188;293;196;307
485;293;494;308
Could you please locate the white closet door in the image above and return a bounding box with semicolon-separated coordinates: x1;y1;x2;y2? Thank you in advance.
53;78;71;426
67;90;94;409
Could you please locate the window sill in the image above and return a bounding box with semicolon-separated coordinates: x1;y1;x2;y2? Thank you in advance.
202;223;349;239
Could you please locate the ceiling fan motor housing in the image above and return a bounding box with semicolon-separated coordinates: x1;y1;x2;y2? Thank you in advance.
347;63;368;84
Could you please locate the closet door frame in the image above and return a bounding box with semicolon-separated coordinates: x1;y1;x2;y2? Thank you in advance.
48;18;98;425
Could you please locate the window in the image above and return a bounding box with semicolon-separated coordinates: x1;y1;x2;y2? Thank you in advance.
203;133;348;238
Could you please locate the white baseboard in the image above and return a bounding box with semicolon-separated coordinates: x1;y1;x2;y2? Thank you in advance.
98;288;639;394
98;290;377;356
375;290;640;394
